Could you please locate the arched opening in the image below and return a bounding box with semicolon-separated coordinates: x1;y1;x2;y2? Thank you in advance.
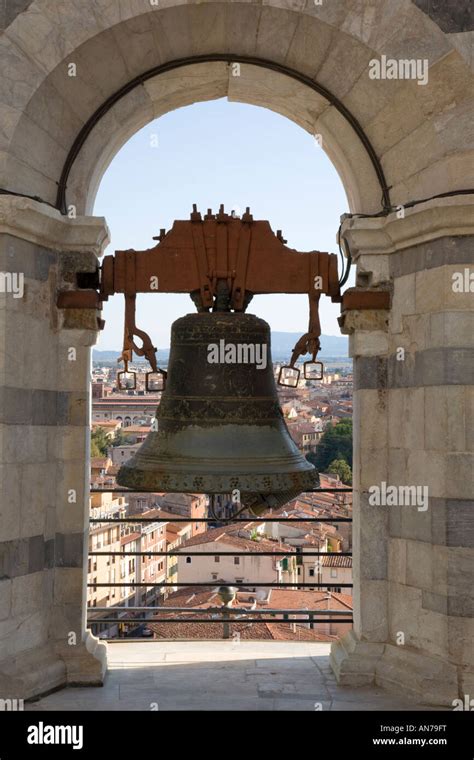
1;0;472;705
90;97;353;642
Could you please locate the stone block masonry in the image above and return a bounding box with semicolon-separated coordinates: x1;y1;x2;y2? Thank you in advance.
0;198;108;697
332;199;474;704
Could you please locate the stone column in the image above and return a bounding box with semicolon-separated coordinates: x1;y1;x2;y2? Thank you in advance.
0;197;109;698
330;197;474;706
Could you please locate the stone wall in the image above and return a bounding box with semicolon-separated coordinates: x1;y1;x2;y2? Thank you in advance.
1;1;473;215
0;198;108;697
332;198;474;705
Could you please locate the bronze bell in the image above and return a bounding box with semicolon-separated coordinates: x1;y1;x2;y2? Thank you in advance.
116;312;319;511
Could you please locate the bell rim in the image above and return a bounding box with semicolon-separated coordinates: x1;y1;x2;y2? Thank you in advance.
116;465;319;494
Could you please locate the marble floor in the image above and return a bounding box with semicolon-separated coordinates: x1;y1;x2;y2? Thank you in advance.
26;641;439;711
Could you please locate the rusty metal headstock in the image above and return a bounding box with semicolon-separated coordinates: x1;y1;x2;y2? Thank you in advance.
59;205;342;387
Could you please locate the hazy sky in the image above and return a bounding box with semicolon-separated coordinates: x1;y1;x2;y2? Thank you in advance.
94;99;352;352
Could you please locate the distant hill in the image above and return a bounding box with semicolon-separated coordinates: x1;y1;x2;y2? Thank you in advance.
270;332;348;358
92;350;124;363
93;333;348;363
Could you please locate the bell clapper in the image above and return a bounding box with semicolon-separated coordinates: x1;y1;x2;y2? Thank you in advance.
208;493;249;524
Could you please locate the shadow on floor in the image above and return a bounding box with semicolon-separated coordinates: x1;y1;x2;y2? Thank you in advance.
25;642;439;712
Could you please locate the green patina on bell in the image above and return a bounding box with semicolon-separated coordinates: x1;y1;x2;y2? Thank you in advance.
117;312;319;510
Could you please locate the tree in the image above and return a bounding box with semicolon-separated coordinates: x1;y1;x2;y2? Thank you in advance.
305;450;318;468
328;458;352;485
90;427;109;457
309;418;352;471
112;428;128;447
90;439;102;458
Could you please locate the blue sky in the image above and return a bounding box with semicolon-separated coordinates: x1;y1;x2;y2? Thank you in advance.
94;99;352;351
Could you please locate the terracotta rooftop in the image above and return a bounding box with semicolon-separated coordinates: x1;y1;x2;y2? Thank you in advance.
136;507;170;521
181;525;294;554
120;531;141;545
149;509;195;532
321;555;352;568
156;585;353;610
90;457;111;469
147;586;351;641
148;620;338;641
165;522;193;537
267;589;353;611
287;421;320;434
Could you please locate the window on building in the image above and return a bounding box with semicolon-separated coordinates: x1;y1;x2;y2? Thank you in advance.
309;568;315;577
234;557;240;565
186;557;191;564
214;556;220;563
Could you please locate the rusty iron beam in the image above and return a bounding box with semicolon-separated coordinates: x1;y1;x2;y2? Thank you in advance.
341;288;391;310
99;215;340;301
57;290;102;309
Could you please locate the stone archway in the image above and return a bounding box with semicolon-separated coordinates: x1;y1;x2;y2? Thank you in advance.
0;0;472;703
